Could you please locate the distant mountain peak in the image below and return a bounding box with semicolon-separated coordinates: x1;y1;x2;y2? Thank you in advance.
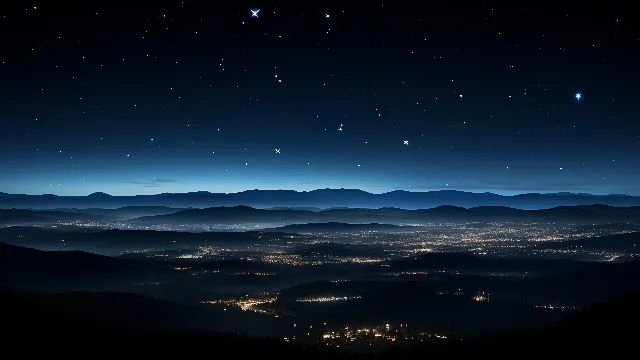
88;192;111;197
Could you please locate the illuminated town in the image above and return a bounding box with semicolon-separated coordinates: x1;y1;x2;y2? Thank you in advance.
75;221;639;264
203;292;279;314
296;296;362;303
4;218;637;345
283;322;452;349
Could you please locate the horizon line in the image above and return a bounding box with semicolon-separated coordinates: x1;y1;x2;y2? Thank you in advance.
0;188;636;197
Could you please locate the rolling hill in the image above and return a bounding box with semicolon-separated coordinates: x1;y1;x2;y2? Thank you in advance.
262;222;425;233
0;242;168;290
130;204;640;226
532;231;640;253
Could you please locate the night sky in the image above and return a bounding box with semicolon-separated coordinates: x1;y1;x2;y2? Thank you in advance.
2;2;639;196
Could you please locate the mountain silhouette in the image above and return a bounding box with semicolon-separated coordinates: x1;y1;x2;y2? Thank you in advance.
2;189;640;209
262;222;423;233
131;204;640;226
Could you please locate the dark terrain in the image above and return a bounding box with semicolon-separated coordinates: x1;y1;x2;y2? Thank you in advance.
2;287;638;356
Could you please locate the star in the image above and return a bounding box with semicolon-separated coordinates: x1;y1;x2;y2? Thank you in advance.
575;92;582;101
275;149;280;154
250;8;260;18
403;140;409;145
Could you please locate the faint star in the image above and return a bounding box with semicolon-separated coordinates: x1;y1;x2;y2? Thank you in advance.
250;8;260;18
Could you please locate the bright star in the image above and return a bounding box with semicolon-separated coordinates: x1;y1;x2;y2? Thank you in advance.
250;8;260;18
575;92;582;101
404;140;409;145
275;149;280;154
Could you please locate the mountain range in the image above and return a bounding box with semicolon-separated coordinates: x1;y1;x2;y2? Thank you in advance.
131;204;640;225
2;189;640;209
3;204;640;226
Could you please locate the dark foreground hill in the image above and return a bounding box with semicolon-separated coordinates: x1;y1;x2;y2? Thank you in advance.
0;241;169;290
440;288;640;355
0;289;325;357
1;287;638;356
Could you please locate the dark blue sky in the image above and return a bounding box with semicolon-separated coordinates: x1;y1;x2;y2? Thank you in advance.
1;1;639;196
